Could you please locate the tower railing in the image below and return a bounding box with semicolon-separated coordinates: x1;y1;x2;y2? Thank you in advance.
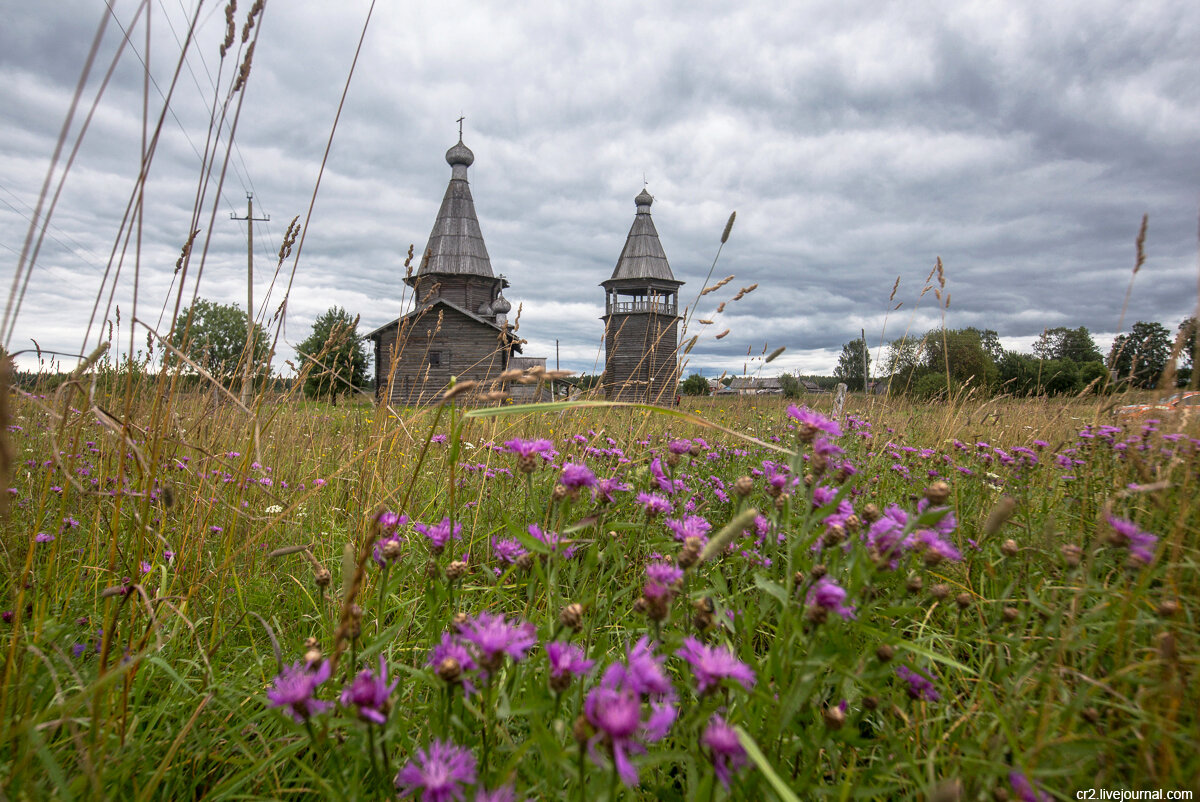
606;298;677;315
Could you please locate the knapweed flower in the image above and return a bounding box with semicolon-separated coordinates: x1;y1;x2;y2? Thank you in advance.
667;439;693;455
665;515;711;544
559;462;597;492
528;524;576;558
787;405;842;440
702;715;748;789
503;438;556;472
340;655;399;724
415;517;463;554
395;739;477;802
896;665;940;702
643;562;684;600
456;611;537;671
266;659;332;722
636;491;672;517
1105;514;1158;565
491;537;527;568
34;532;54;543
428;632;478;695
905;529;963;565
473;786;516;802
1008;771;1051;802
676;637;755;694
585;641;677;787
807;576;857;620
596;476;630;504
545;641;594;692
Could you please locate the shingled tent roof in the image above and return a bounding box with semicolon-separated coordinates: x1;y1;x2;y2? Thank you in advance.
418;139;493;278
607;189;679;284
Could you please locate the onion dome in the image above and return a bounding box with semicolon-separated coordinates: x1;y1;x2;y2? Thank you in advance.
477;301;494;316
491;293;512;314
446;141;474;167
635;188;653;207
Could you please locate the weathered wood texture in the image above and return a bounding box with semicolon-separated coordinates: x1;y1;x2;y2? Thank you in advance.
374;306;509;406
602;311;680;403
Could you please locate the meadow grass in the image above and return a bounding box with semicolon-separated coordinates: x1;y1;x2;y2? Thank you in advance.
1;377;1196;800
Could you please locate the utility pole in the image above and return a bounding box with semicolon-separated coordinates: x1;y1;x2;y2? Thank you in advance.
861;327;868;394
554;339;560;400
231;193;269;405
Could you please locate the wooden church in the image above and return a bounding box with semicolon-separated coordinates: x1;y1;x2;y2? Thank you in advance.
601;189;683;403
368;134;684;407
368;136;520;405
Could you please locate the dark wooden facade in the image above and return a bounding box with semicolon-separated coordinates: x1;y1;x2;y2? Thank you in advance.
602;190;683;403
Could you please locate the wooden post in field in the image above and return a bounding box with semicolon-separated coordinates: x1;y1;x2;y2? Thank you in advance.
231;193;269;405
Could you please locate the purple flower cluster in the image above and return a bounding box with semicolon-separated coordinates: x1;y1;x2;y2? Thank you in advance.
896;665;941;702
1106;514;1158;565
340;655;398;724
266;660;332;722
584;638;677;786
675;637;755;695
455;610;538;672
415;517;463;553
702;715;748;788
643;562;684;600
807;576;857;620
395;739;477;802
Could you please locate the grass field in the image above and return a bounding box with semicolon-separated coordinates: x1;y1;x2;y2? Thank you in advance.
1;378;1196;800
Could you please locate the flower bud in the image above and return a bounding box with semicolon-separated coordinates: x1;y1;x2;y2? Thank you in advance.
930;583;950;601
955;592;972;610
811;564;827;580
1002;606;1019;622
1001;539;1019;557
551;483;568;502
573;714;593;744
425;559;440;579
677;537;702;569
445;560;468;581
666;452;681;468
452;611;469;629
381;539;403;561
1060;544;1083;568
1157;599;1179;618
862;695;879;711
876;644;895;663
559;603;584;632
313;566;332;588
823;705;846;730
924;481;951;505
906;574;924;594
733;476;754;497
437;656;462;685
862;503;881;523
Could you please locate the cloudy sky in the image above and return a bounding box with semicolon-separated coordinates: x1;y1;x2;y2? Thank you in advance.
3;0;1198;380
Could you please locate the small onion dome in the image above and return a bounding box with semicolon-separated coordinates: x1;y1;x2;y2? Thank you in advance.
477;301;494;316
446;141;475;167
491;293;512;314
635;188;653;207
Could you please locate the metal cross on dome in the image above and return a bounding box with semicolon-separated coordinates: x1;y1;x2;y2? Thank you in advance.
457;115;465;142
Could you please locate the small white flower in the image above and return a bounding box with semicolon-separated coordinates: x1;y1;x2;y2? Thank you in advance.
264;504;283;514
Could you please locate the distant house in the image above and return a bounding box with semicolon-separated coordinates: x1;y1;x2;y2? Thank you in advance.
729;377;783;395
801;380;827;394
506;357;555;403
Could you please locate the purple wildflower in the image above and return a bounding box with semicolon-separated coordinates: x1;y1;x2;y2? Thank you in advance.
474;786;516;802
545;641;595;685
895;665;940;702
559;462;598;491
34;532;54;543
702;715;748;789
415;517;463;553
395;739;477;802
636;491;672;517
1009;771;1051;802
266;660;333;722
585;682;645;786
1106;514;1158;565
596;476;630;504
612;637;673;696
491;537;527;567
676;637;755;694
668;439;693;455
340;655;399;724
787;405;842;439
665;515;711;544
456;611;537;670
807;576;857;620
529;524;576;558
643;562;684;600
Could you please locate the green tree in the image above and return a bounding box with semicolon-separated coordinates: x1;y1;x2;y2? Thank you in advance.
167;298;270;385
778;373;801;399
1033;326;1102;363
1109;321;1171;389
834;337;871;391
966;327;1004;362
922;328;997;392
680;373;710;396
297;307;368;401
1178;317;1196;370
